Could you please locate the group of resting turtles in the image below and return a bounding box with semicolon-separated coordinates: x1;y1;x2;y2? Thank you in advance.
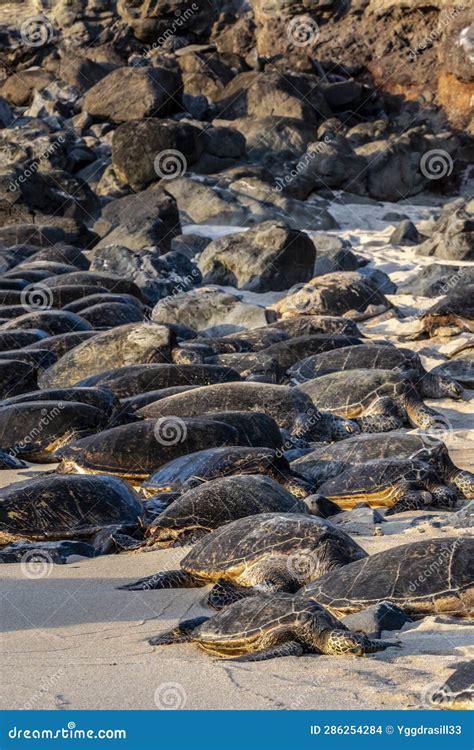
0;244;472;682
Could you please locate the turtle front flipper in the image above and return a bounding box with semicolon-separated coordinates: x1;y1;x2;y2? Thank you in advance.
230;641;304;662
118;570;205;591
149;616;210;645
404;390;442;429
385;489;432;515
206;578;255;610
320;629;399;656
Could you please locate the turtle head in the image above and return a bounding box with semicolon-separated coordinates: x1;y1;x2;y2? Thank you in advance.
422;373;464;401
326;415;360;441
319;628;390;656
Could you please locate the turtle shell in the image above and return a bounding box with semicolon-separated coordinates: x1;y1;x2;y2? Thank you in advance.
0;474;142;543
76;364;241;399
1;387;121;418
316;459;432;507
300;369;408;415
292;433;446;484
38;323;174;389
192;593;334;652
26;331;98;358
55;418;240;479
250;334;363;370
147;475;306;543
1;310;91;335
137;381;316;433
182;512;367;580
268;315;361;338
290;344;422;382
142;446;290;493
302;537;474;616
0;400;109;460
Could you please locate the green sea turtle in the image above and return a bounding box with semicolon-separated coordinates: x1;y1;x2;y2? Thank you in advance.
63;292;144;314
26;331;98;358
415;285;474;337
196;411;283;449
205;351;281;383
0;474;142;544
141;447;317;498
428;662;474;710
0;349;56;370
0;329;48;351
1;310;92;335
300;369;443;431
120;513;368;603
0;400;110;462
1;387;122;420
41;270;144;300
143;475;307;548
291;432;474;499
0;359;38;398
313;459;458;514
430;356;474;389
302;537;473;617
269;315;362;338
137;381;359;440
247;335;364;372
121;386;199;413
38;323;175;389
55;417;240;481
148;592;398;661
75;364;241;398
77;302;144;329
289;344;463;400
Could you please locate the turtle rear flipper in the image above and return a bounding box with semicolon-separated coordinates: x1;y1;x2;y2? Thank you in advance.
206;578;255;610
385;489;432;515
118;570;205;591
230;641;304;662
149;616;210;645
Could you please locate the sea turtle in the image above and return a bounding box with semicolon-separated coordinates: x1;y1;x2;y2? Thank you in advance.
205;351;281;383
143;475;307;548
291;432;474;499
148;592;398;661
0;540;96;563
427;662;474;711
74;364;241;398
0;359;38;399
0;329;48;351
120;513;368;604
313;459;458;514
265;316;362;338
140;447;317;498
137;381;359;441
55;417;240;480
302;537;474;617
430;356;474;390
300;370;443;431
25;331;98;358
0;387;122;420
1;310;92;335
63;292;144;314
38;323;175;389
416;285;474;337
289;344;463;400
77;302;144;329
248;335;364;372
0;400;110;462
121;386;199;413
0;349;56;370
0;474;142;544
41;270;144;300
274;272;393;320
196;411;283;449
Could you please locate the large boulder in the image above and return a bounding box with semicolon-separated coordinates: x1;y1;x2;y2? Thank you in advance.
93;185;181;252
117;0;214;42
251;0;336;58
151;287;274;336
217;71;331;123
214;116;317;165
164;177;250;225
198;222;316;292
417;208;474;261
112;119;203;190
83;66;181;123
